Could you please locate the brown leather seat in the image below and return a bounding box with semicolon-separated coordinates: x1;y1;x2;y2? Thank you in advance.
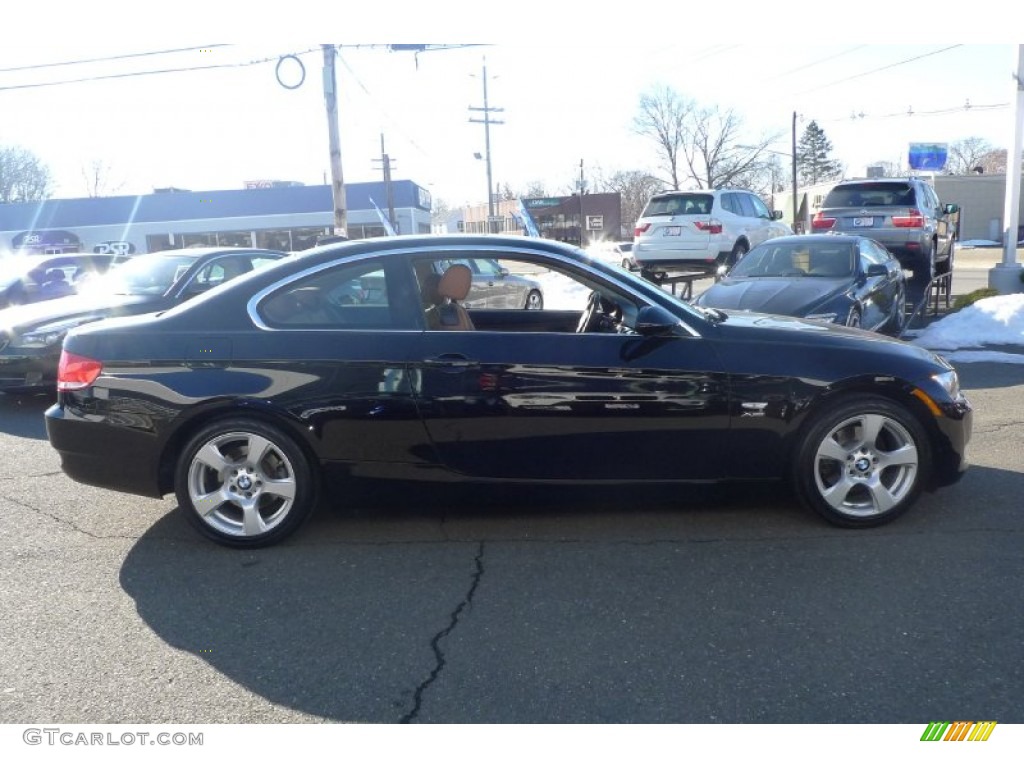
425;264;474;330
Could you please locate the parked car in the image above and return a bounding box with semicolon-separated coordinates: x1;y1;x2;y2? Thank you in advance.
0;253;132;309
693;235;906;335
425;256;543;309
586;241;637;271
0;247;284;393
811;177;958;281
633;189;791;279
44;234;971;548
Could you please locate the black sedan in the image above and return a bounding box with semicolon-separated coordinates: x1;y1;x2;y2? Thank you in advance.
693;235;906;334
0;247;284;393
45;234;971;548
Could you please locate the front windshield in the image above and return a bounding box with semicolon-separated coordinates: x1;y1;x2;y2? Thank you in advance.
79;254;197;296
730;242;855;279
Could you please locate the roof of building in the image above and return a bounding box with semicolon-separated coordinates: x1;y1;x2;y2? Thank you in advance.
0;180;427;232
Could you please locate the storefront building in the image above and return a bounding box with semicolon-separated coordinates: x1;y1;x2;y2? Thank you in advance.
0;180;432;257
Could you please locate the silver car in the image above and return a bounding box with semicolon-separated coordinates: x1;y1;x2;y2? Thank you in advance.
811;178;958;281
427;257;544;310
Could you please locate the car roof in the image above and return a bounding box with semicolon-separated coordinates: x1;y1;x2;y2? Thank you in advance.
759;234;864;246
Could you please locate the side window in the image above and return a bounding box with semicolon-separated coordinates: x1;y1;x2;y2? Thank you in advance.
259;259;397;328
720;193;738;215
860;240;887;266
746;194;771;219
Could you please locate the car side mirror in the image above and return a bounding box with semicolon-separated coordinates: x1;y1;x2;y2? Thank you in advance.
635;305;682;336
943;203;959;214
865;263;888;277
499;267;509;277
771;210;784;220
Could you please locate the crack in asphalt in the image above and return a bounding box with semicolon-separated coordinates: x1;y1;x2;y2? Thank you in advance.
0;493;136;541
400;540;485;724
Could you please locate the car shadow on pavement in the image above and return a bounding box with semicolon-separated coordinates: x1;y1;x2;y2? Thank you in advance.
0;392;53;440
114;467;1022;724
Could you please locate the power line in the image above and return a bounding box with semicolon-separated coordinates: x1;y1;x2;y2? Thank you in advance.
0;47;321;92
796;45;964;95
0;45;233;73
763;46;868;81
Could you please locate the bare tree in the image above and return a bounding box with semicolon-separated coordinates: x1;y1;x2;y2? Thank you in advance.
945;137;995;175
633;85;694;190
431;198;452;227
686;105;783;189
975;148;1011;174
523;180;549;198
602;169;662;233
81;159;125;197
0;145;52;203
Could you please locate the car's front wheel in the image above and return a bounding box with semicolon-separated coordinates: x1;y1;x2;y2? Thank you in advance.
792;396;930;527
524;289;543;310
175;418;316;547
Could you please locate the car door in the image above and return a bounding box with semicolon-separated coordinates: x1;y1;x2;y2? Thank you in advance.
412;251;731;481
252;254;431;467
857;239;901;330
741;193;775;248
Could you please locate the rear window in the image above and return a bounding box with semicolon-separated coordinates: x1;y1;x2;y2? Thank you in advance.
642;193;714;217
824;183;916;208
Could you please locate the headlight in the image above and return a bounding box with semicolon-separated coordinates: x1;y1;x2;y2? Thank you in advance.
805;312;838;323
931;369;960;400
18;318;99;349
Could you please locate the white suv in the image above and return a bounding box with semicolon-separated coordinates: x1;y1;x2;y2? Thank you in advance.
633;189;791;278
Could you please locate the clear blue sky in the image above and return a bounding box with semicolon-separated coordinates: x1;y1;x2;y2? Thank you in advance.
2;7;1021;207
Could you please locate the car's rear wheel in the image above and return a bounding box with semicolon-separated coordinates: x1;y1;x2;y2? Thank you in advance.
524;289;543;310
845;306;862;328
175;418;316;547
792;396;930;527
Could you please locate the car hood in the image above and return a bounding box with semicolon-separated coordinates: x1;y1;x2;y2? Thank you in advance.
697;276;849;315
0;293;159;333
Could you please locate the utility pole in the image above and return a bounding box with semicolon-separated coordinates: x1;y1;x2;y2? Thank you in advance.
990;44;1024;294
579;159;586;247
791;111;799;232
322;44;347;237
373;133;398;234
469;58;503;233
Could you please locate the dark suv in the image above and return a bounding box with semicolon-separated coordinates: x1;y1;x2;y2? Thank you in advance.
811;178;958;281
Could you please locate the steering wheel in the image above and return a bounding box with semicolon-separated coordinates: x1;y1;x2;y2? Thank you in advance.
576;291;604;333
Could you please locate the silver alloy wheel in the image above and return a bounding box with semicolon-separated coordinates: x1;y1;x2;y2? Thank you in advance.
525;290;543;310
186;431;298;538
811;412;919;519
846;307;862;328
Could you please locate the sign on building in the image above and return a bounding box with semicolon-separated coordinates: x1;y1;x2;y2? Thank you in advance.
586;215;604;231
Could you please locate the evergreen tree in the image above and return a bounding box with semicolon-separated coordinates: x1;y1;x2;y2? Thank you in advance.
796;121;843;185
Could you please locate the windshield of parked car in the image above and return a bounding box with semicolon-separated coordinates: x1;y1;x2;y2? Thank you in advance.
730;242;856;278
642;194;714;217
78;253;198;296
823;182;915;208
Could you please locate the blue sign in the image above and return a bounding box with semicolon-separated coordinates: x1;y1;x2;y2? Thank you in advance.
908;143;948;172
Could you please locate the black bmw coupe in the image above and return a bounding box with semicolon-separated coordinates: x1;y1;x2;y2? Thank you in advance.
45;234;972;547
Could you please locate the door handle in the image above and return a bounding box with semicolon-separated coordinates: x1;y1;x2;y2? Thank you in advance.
423;354;476;369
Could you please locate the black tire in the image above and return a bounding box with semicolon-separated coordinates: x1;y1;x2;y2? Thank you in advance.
174;418;316;548
524;289;543;310
730;240;748;265
845;306;862;328
792;396;931;528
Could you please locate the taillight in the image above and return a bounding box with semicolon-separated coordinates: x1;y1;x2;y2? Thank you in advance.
57;350;103;391
634;223;651;236
892;209;925;227
694;219;723;235
812;212;835;230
